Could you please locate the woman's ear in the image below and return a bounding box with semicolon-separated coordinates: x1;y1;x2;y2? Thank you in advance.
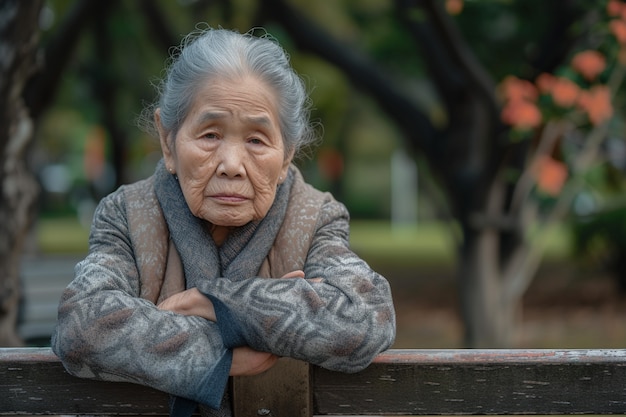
155;109;175;172
278;149;295;184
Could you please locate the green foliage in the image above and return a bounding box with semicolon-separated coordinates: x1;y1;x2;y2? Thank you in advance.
36;0;626;229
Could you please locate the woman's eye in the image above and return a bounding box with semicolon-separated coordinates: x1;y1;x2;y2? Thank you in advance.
203;132;218;140
249;137;263;145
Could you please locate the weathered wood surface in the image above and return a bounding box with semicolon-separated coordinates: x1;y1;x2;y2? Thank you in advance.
1;348;169;415
2;348;626;415
315;349;626;415
232;357;311;417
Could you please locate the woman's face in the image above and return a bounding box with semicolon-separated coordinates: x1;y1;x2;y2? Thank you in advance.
157;75;292;227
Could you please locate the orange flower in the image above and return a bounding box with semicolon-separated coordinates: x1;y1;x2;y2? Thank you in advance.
610;19;626;44
446;0;464;15
607;0;624;17
316;148;344;181
501;100;542;130
84;126;106;181
500;75;538;102
533;155;568;196
550;77;580;108
577;85;613;125
571;50;606;81
535;72;556;94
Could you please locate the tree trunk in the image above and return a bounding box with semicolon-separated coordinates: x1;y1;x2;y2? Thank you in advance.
263;0;586;348
0;0;44;347
92;3;127;190
458;174;526;348
459;229;519;348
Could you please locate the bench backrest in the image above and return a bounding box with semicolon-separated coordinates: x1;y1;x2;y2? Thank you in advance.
2;348;626;415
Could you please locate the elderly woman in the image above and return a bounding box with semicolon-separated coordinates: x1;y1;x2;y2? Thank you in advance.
52;27;395;416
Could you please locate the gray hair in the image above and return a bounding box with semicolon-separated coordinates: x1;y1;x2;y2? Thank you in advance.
142;27;317;158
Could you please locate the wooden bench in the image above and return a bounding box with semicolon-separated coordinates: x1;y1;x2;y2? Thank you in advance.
2;347;626;415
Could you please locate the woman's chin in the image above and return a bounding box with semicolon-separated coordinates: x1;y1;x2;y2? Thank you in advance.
202;213;253;228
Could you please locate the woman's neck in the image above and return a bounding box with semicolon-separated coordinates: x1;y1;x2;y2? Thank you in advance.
209;224;231;246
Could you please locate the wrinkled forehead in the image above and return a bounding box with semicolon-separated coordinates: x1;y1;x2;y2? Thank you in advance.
185;75;281;122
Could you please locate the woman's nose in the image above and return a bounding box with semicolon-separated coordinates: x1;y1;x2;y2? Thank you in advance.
216;141;245;178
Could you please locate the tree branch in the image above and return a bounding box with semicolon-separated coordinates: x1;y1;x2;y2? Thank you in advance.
395;0;500;125
529;0;587;77
91;2;127;189
394;0;510;221
138;0;179;52
264;0;436;155
23;0;96;120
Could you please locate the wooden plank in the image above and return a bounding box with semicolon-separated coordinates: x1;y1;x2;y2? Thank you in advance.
232;357;311;417
313;349;626;415
1;348;169;415
3;348;626;415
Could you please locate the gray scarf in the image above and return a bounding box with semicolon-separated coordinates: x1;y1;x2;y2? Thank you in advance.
153;159;293;417
154;159;293;285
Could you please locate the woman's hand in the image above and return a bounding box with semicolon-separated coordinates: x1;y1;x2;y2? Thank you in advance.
283;270;322;283
157;288;216;321
281;270;305;279
230;346;279;376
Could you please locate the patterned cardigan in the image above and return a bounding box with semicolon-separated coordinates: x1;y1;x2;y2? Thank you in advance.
51;166;396;409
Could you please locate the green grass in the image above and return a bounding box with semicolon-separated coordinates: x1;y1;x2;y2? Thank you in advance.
37;217;90;254
35;216;572;265
349;220;456;267
36;217;459;261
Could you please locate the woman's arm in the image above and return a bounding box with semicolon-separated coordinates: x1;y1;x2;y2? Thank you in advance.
196;198;396;373
156;288;280;376
51;189;231;409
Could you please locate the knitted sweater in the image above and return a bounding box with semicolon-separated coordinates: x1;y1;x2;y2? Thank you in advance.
51;164;396;410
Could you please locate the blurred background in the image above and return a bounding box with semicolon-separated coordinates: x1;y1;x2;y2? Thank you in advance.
2;0;626;349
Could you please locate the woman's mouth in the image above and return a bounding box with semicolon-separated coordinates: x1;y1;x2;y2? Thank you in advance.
210;193;248;203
